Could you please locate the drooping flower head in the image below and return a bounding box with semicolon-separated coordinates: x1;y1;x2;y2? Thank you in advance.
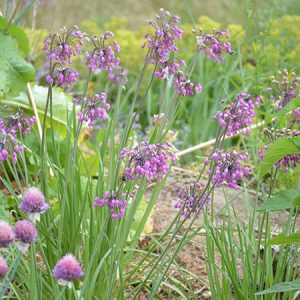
0;221;15;248
174;183;210;218
76;92;110;126
19;188;49;222
143;8;183;64
213;93;263;136
52;254;84;288
173;71;202;96
14;220;37;253
205;150;249;189
0;257;8;279
120;141;176;183
85;31;120;73
43;25;88;88
194;28;233;63
93;192;133;219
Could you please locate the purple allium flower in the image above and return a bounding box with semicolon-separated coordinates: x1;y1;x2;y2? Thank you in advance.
43;25;87;65
14;220;37;253
143;8;183;64
19;188;49;222
107;66;128;86
120;141;176;183
213;93;263;136
154;59;186;79
93;192;134;218
174;183;210;218
194;28;233;63
76;92;110;126
267;70;300;120
173;72;202;96
205;150;249;189
0;257;8;279
52;254;84;287
85;31;120;73
0;221;15;248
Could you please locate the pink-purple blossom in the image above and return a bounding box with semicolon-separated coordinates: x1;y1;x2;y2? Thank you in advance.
0;257;8;278
0;221;15;248
213;93;263;136
195;29;233;63
93;192;133;219
205;150;249;189
14;220;37;244
120;141;176;182
173;72;202;96
19;188;49;222
76;92;110;126
174;183;210;218
85;31;120;73
143;8;183;64
52;254;84;286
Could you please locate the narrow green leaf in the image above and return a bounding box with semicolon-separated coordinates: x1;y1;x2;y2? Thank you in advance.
264;232;300;245
256;279;300;295
278;98;300;116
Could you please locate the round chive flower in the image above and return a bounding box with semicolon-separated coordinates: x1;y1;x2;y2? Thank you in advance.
0;221;15;248
205;150;249;189
93;192;133;219
194;28;233;63
52;254;84;288
120;141;176;183
14;220;37;253
0;257;8;279
174;183;210;218
213;93;263;136
19;188;49;222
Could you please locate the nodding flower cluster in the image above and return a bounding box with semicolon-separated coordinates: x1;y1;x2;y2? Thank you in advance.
120;141;176;183
75;92;110;126
194;28;233;63
213;93;263;136
267;70;300;123
144;8;202;96
43;25;88;89
85;31;120;73
205;150;250;189
0;108;36;164
52;254;84;288
174;183;210;218
93;191;134;219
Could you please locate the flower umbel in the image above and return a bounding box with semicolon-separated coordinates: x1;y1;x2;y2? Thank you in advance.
0;221;15;248
52;254;84;288
120;141;176;182
14;220;37;253
205;150;249;189
93;192;133;218
213;93;262;136
19;188;49;222
174;183;210;218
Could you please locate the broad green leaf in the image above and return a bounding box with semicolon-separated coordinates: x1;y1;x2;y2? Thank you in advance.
278;98;300;116
0;17;30;56
265;232;300;245
256;279;300;295
0;32;35;96
260;137;300;178
258;189;300;212
5;84;73;125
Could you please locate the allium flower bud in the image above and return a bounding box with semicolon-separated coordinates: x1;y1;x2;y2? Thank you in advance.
52;254;84;288
14;220;37;253
0;221;15;248
0;257;8;279
19;188;49;222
